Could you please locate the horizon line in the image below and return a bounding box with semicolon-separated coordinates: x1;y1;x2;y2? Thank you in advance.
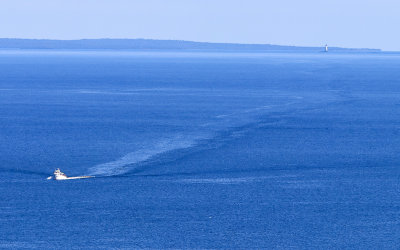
0;37;385;51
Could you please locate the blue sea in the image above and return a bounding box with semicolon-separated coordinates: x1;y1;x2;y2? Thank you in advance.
0;50;400;249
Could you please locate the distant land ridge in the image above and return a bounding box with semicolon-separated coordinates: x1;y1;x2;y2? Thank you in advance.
0;38;381;52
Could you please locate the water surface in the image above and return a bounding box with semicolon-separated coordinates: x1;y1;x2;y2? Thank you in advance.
0;50;399;248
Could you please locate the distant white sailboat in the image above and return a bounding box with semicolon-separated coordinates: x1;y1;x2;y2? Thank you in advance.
325;44;328;52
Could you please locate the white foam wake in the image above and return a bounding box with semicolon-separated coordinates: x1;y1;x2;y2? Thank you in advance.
87;136;199;176
87;97;306;177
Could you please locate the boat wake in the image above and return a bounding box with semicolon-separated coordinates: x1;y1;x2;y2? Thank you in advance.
87;135;200;176
87;94;340;178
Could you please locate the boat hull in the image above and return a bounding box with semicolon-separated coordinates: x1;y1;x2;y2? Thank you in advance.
57;176;94;180
47;175;94;180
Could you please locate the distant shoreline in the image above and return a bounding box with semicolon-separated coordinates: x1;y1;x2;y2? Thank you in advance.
0;38;381;52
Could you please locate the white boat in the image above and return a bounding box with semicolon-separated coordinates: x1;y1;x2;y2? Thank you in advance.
47;168;94;180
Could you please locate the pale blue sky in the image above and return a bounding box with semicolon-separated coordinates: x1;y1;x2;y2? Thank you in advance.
0;0;399;51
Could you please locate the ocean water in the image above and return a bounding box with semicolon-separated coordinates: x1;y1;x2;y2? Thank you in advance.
0;50;400;249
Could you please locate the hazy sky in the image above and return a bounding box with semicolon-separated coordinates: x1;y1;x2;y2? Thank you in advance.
0;0;399;51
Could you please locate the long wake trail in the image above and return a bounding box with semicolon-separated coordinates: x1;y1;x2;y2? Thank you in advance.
87;136;199;176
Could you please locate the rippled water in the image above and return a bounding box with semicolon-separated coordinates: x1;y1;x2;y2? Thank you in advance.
0;50;399;248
